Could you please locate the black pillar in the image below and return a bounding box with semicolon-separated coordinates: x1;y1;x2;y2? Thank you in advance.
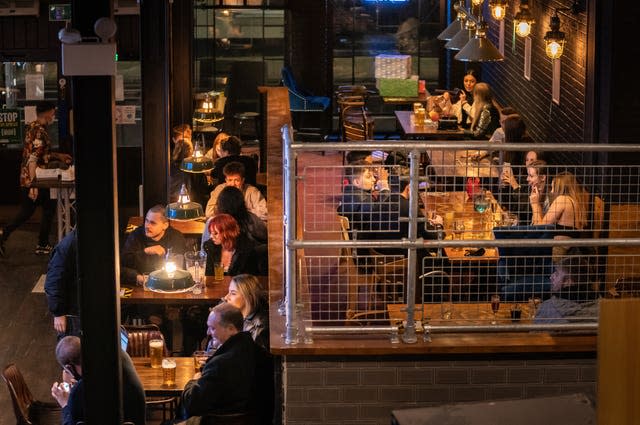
71;1;122;424
171;0;194;128
141;0;171;209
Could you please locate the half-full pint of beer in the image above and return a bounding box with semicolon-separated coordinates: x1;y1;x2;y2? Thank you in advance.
149;339;164;369
162;358;176;386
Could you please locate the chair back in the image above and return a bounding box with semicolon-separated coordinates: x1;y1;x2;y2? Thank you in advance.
2;363;33;425
609;277;640;298
121;324;168;357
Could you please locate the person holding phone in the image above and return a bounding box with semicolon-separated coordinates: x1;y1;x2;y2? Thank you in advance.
443;68;479;128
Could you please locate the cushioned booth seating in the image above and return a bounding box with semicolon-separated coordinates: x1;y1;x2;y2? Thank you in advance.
493;224;555;302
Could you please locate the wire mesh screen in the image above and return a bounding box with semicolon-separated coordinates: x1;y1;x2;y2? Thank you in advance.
287;142;640;338
301;255;406;326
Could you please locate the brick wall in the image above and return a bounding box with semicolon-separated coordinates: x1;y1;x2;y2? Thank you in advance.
283;354;596;425
481;0;588;166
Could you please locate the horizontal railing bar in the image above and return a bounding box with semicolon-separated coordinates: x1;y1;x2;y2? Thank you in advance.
305;326;398;334
289;238;640;249
424;323;598;333
291;141;640;153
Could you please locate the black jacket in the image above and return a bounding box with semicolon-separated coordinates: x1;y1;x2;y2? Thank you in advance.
181;331;269;418
121;226;187;285
45;229;78;317
203;233;261;276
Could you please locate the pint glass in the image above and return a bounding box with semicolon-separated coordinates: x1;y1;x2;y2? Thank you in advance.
149;339;163;369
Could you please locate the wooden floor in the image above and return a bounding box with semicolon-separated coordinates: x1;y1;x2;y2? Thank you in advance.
0;206;167;425
0;205;61;425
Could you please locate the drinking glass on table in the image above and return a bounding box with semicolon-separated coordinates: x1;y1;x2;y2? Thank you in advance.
162;358;176;386
192;350;210;373
490;294;501;325
452;219;465;251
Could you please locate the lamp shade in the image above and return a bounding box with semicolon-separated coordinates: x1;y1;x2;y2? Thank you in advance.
180;139;214;173
454;22;504;62
445;21;475;50
437;17;465;41
166;184;204;220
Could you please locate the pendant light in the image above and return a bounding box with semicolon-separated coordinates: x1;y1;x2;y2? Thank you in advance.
544;12;565;59
514;0;535;37
454;21;504;62
445;19;475;51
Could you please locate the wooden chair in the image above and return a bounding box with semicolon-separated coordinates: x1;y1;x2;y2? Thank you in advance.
121;325;176;422
337;215;407;319
2;363;61;425
338;96;374;144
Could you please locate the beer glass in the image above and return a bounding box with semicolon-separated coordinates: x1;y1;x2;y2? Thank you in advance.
162;358;176;386
149;339;163;369
214;262;224;281
193;350;209;373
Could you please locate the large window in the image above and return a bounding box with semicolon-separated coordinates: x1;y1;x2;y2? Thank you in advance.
333;0;441;88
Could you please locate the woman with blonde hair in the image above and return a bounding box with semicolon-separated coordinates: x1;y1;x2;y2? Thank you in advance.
223;273;269;349
530;171;589;258
465;82;500;139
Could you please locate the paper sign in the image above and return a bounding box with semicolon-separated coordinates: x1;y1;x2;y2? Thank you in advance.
115;74;124;101
24;106;37;124
25;74;45;100
115;105;136;124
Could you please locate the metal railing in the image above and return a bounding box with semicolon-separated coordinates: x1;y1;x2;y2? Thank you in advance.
281;124;640;344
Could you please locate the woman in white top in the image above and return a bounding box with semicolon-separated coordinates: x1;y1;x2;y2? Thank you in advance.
444;68;479;128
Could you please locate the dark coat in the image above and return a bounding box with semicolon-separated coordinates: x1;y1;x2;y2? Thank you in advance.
44;229;78;317
181;332;268;418
121;226;187;285
203;233;261;277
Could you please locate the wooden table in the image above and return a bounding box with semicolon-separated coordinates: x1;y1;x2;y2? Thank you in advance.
421;191;500;261
382;92;430;105
394;110;465;140
387;302;533;326
127;216;206;239
120;275;267;304
132;356;195;396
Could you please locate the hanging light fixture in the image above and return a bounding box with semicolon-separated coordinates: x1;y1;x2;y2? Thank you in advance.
180;139;214;173
514;0;535;37
489;0;507;20
437;1;467;41
544;12;565;59
471;0;484;7
166;184;204;220
445;19;475;51
454;20;504;62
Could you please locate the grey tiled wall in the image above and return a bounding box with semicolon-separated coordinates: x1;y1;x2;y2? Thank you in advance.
283;354;596;425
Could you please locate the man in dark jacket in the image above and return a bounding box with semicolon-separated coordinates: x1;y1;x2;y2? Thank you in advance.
44;228;80;338
121;204;187;286
180;303;272;423
50;336;146;425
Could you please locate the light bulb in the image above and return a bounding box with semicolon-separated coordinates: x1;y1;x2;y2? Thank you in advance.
472;0;483;6
177;184;191;204
515;21;532;37
491;5;506;20
545;41;564;59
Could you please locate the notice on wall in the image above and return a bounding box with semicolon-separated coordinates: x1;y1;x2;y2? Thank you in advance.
115;105;136;124
25;74;45;100
0;108;22;145
115;74;125;101
24;106;37;124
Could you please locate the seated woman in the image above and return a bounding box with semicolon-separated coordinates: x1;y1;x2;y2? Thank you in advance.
223;274;269;350
216;185;267;244
530;171;588;257
534;253;599;323
203;214;260;277
464;82;500;139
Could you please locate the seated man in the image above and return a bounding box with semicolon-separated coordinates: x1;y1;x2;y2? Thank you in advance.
210;136;258;187
534;254;599;324
50;336;146;425
205;161;267;221
121;204;187;286
179;303;272;423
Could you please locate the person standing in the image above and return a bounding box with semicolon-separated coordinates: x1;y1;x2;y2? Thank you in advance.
0;101;72;256
44;228;80;338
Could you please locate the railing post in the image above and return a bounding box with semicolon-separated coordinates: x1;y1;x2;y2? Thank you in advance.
282;125;299;344
402;149;421;343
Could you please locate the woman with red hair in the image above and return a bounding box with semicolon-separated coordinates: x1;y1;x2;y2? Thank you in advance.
203;213;259;277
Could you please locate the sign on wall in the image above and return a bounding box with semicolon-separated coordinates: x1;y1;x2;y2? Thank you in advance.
0;108;23;145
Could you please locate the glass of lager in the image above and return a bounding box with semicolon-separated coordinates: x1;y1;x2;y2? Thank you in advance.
149;339;164;369
162;358;176;386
